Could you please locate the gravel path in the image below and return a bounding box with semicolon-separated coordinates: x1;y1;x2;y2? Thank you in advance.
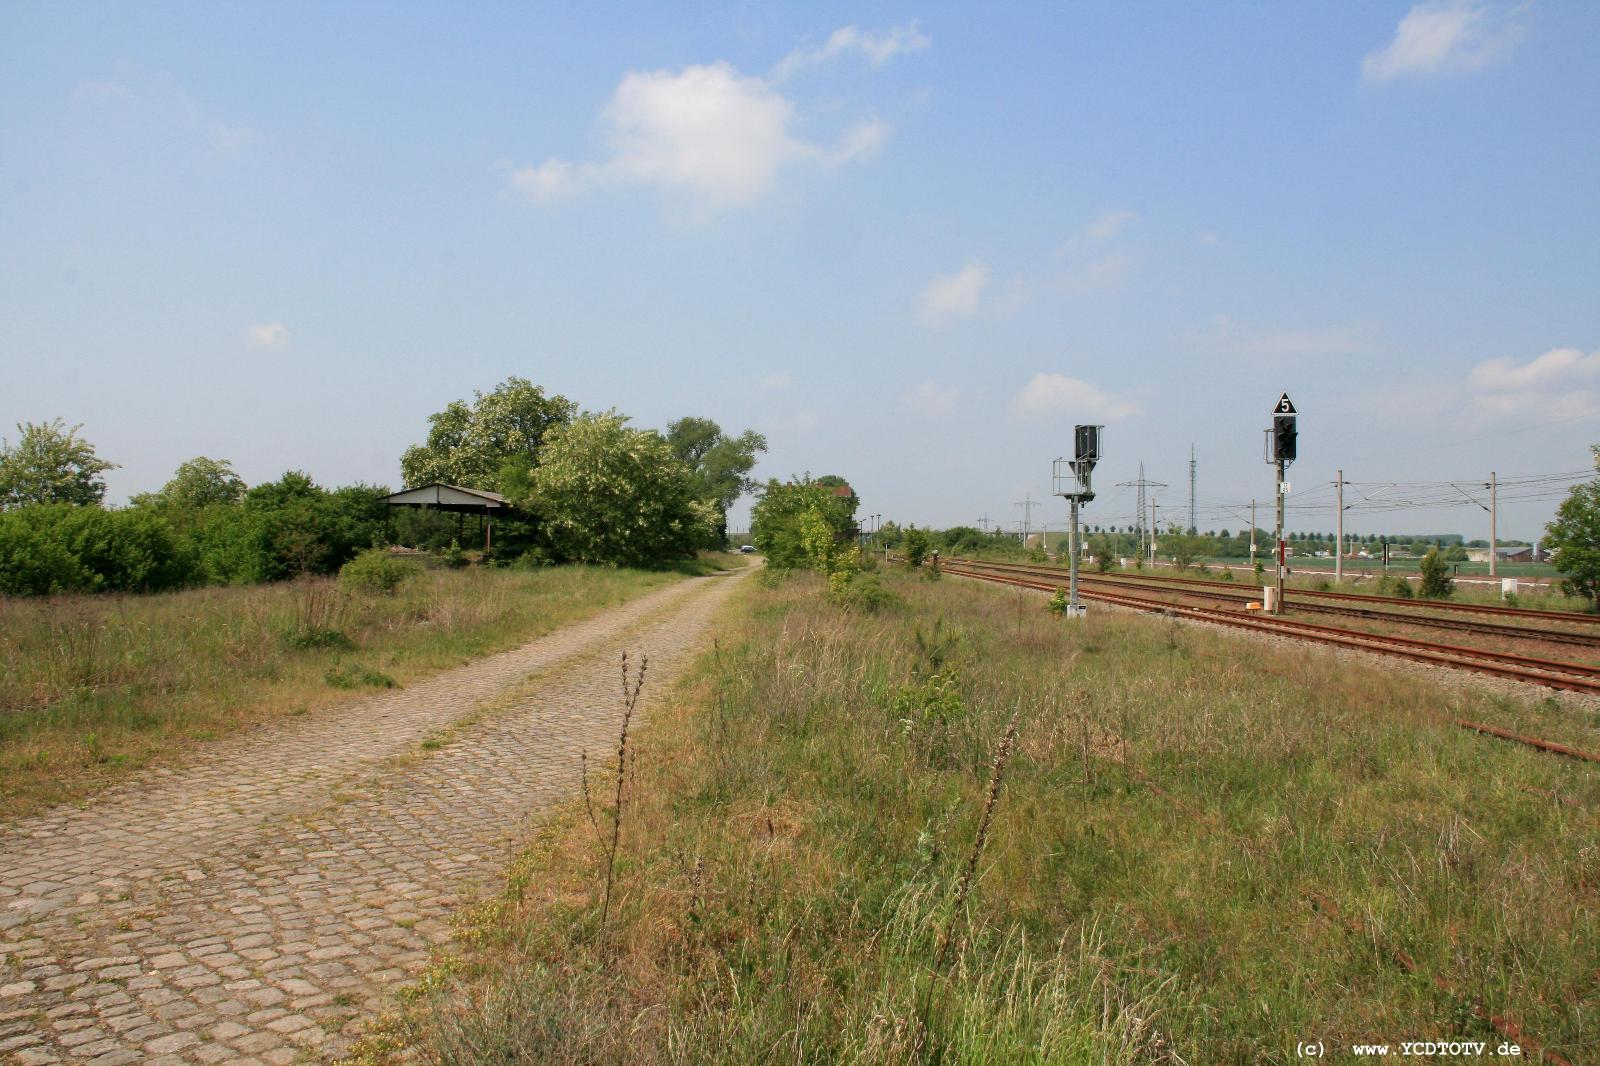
0;566;751;1065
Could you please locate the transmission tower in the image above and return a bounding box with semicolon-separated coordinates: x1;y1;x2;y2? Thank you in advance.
1015;493;1041;545
1116;463;1167;559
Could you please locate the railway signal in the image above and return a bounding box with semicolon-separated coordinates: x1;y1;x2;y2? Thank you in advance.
1265;392;1297;614
1052;424;1102;619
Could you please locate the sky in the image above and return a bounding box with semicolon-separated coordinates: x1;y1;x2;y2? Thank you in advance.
2;2;1597;542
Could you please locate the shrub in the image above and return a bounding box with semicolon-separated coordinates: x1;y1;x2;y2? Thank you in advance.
324;664;397;689
828;571;894;612
902;527;930;568
338;549;417;595
1418;549;1454;600
1047;588;1069;616
0;504;193;595
1376;573;1414;599
440;538;468;569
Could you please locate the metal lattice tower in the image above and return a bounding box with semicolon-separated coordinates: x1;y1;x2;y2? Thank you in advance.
1116;463;1167;559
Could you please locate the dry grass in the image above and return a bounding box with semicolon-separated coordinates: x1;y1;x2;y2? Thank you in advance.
0;565;689;818
380;567;1598;1064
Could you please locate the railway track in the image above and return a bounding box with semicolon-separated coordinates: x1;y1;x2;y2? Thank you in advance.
945;557;1600;649
939;561;1600;699
965;557;1600;627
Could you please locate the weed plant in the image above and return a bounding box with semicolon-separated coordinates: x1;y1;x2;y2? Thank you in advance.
399;570;1598;1061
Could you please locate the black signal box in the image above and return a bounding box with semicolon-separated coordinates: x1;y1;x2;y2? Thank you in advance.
1074;424;1102;462
1272;414;1297;462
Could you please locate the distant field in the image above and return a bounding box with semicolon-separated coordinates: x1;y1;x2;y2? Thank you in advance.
0;557;742;818
389;565;1597;1063
1202;556;1561;580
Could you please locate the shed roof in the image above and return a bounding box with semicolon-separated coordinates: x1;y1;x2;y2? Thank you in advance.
381;483;509;509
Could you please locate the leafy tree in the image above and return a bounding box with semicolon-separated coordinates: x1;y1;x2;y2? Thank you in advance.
156;457;246;509
1164;524;1205;570
751;476;856;570
1545;445;1600;610
1418;548;1454;599
902;526;930;567
521;412;711;566
0;419;118;509
400;377;575;492
666;417;768;543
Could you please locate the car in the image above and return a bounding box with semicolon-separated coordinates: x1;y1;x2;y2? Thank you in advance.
738;545;756;553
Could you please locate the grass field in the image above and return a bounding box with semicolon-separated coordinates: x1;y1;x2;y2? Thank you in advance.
0;556;742;819
376;564;1598;1064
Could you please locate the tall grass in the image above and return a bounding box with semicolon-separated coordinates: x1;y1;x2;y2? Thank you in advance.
388;568;1598;1063
0;565;685;817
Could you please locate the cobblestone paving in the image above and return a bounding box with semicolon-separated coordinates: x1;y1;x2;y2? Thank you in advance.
0;567;750;1064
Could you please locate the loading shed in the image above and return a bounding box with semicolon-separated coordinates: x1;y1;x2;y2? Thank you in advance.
380;482;508;550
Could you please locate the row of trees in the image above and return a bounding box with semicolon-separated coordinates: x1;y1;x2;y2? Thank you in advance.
0;379;769;595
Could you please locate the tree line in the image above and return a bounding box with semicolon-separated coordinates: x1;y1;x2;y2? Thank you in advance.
0;378;766;596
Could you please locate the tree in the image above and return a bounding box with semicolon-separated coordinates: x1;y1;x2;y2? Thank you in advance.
400;377;575;492
137;456;247;510
521;412;712;567
751;476;856;570
1164;524;1205;570
0;419;117;509
666;417;768;543
1418;548;1454;599
1545;445;1600;610
902;526;930;567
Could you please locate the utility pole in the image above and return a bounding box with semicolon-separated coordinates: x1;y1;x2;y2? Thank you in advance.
1188;444;1197;535
976;514;992;533
1487;471;1497;578
1335;470;1344;586
1250;499;1257;568
1149;497;1160;564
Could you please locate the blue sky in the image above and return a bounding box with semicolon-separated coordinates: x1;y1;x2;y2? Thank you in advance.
2;2;1597;540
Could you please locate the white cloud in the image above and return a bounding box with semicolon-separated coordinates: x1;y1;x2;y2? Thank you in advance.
1465;347;1600;419
1362;1;1522;83
1083;209;1139;243
1012;374;1139;422
773;22;931;81
1196;231;1222;247
245;322;290;349
760;372;794;391
511;56;891;209
1069;252;1137;289
70;80;132;105
901;378;959;416
918;263;988;322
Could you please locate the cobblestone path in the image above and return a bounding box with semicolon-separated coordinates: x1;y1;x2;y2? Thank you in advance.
0;567;751;1064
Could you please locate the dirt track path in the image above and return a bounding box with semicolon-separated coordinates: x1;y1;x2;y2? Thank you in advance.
0;566;751;1064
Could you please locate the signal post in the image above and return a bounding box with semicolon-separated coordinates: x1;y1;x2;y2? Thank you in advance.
1267;393;1297;615
1053;424;1102;620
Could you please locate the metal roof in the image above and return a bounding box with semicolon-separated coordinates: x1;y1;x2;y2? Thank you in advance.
380;483;509;509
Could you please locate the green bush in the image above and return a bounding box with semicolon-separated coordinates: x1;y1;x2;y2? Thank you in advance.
903;527;929;568
324;664;397;689
1418;549;1454;600
338;549;417;595
1376;573;1414;599
0;504;192;595
440;538;468;569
